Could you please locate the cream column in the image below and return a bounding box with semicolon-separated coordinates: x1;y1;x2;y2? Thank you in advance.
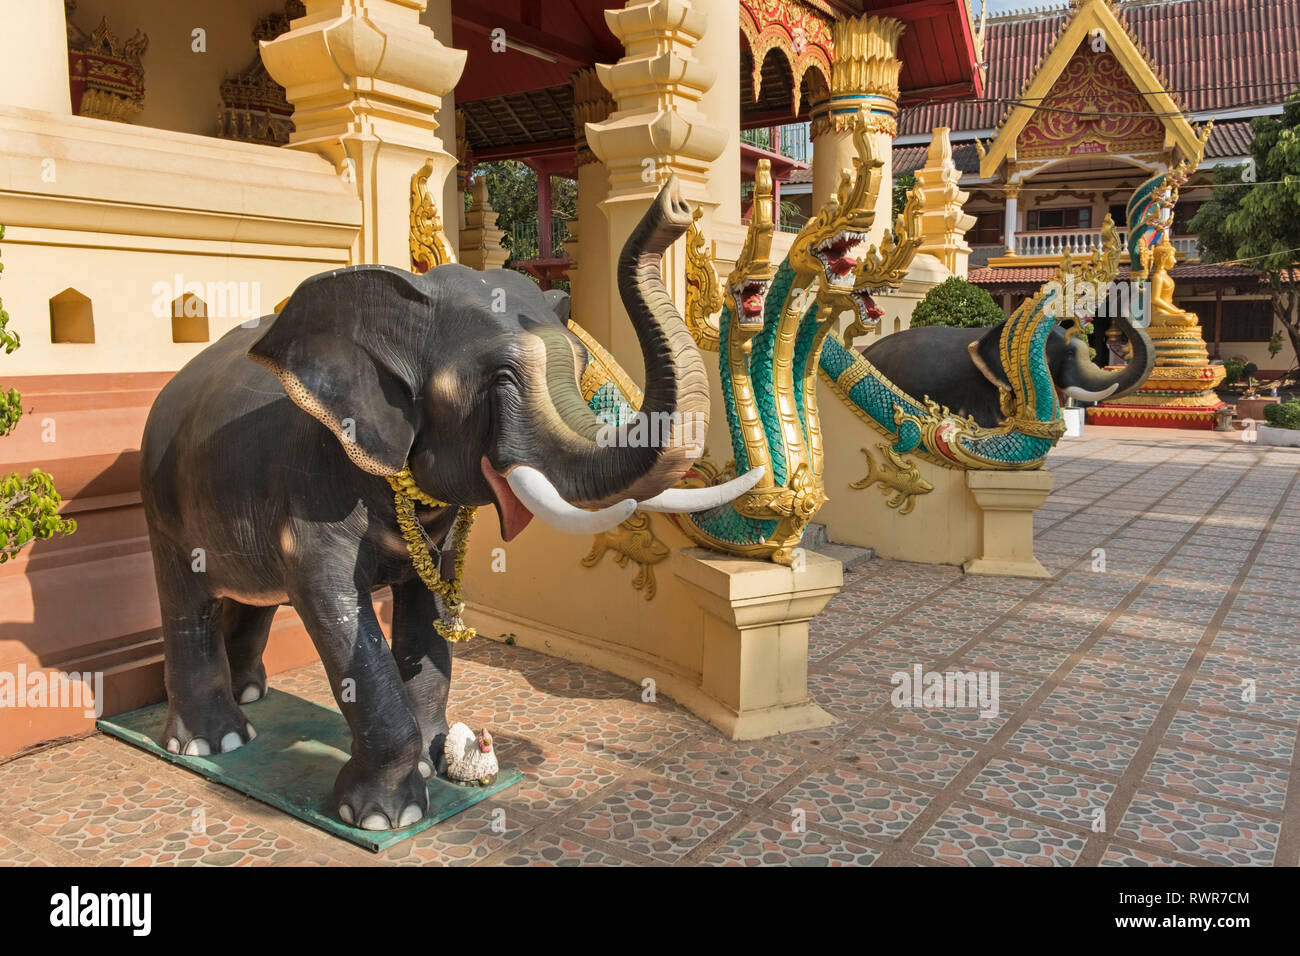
810;15;903;243
0;0;71;113
261;0;466;267
584;0;728;384
567;67;617;341
1004;184;1021;256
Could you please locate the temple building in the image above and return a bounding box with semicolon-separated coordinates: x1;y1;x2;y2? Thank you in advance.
896;0;1300;379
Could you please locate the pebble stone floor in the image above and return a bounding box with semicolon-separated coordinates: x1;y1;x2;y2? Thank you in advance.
2;427;1299;866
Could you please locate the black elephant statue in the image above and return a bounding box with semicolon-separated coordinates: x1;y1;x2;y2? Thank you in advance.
139;178;759;830
860;306;1153;429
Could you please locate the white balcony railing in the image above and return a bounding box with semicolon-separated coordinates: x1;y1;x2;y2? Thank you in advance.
1171;236;1201;261
1014;228;1200;262
1015;228;1124;258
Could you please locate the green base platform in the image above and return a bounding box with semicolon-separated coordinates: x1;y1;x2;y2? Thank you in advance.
97;689;522;853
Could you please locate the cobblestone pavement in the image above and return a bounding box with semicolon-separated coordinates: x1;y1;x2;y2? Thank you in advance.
2;427;1298;866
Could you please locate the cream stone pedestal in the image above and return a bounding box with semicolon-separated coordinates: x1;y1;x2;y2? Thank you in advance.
673;549;840;739
963;470;1054;579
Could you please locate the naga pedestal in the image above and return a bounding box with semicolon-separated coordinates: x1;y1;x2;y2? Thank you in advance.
1089;323;1226;430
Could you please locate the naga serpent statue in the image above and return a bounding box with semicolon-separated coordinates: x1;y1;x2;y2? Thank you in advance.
574;117;1161;564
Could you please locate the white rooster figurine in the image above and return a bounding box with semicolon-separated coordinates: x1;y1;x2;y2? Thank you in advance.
443;722;499;786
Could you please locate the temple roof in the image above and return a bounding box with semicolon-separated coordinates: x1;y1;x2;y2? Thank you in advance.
899;0;1300;138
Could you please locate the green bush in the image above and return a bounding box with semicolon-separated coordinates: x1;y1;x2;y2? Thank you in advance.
1;224;76;562
909;277;1006;329
1222;360;1258;386
1264;399;1300;430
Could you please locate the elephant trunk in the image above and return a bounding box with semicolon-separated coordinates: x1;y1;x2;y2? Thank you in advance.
1060;308;1154;403
523;177;711;509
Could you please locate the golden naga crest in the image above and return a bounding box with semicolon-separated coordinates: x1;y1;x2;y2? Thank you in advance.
684;208;724;351
410;158;455;273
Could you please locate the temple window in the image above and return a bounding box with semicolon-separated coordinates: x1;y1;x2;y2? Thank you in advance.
969;212;1003;245
1026;207;1092;231
49;288;95;343
169;294;210;344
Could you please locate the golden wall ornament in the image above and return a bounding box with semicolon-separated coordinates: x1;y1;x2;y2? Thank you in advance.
580;511;669;600
66;1;149;123
410;158;455;273
850;444;932;514
684;208;723;352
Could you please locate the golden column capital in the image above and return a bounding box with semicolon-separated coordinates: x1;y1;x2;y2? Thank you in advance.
810;14;904;140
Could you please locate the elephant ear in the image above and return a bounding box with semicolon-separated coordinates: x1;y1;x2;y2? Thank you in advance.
247;266;427;477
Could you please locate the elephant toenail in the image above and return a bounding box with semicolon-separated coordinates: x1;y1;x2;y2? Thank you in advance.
239;684;263;704
360;812;391;831
165;738;181;754
246;723;257;740
219;731;243;753
417;760;432;779
338;805;354;825
184;738;211;756
398;804;423;827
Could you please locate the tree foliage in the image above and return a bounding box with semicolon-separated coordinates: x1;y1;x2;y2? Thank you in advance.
470;161;577;258
1;224;76;563
892;172;916;220
909;276;1006;329
1189;89;1300;371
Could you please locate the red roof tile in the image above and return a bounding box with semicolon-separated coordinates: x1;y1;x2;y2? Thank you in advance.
899;0;1300;138
967;261;1266;288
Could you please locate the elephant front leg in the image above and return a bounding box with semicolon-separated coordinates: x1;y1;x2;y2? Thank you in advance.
390;578;453;780
152;547;256;757
293;587;428;831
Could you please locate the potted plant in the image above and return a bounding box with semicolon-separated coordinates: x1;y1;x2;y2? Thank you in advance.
1259;399;1300;447
1237;375;1281;422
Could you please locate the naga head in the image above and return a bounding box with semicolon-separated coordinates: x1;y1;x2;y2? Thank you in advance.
792;116;923;332
726;160;779;335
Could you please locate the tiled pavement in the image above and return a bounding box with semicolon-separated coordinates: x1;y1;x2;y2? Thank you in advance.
2;427;1298;866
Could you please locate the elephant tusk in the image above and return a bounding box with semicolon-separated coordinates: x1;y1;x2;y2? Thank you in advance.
504;466;638;535
636;466;767;513
1063;383;1119;403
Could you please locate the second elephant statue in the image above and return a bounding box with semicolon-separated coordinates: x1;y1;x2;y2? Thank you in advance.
859;307;1154;429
